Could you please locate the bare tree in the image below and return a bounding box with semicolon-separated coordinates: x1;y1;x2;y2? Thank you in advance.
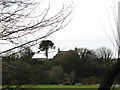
0;0;73;54
98;1;120;90
96;47;113;61
95;47;113;69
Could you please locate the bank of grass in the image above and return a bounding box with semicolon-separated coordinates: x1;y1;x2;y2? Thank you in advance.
2;85;120;90
21;84;99;88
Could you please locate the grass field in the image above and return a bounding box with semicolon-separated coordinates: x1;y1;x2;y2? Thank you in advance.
1;85;120;90
20;85;100;88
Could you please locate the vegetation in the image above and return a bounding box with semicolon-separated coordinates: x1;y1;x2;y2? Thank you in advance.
38;40;55;59
3;46;119;87
2;85;100;89
2;85;120;90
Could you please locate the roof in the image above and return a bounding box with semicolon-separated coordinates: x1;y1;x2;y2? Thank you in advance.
55;51;68;57
32;53;46;59
32;51;58;59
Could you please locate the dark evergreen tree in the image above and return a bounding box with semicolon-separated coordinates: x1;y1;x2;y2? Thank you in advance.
39;40;55;59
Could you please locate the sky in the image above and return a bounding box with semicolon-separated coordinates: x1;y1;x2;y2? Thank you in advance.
1;0;120;58
46;0;119;52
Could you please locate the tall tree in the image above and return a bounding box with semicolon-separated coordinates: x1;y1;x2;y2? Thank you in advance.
98;59;120;90
47;66;63;84
19;46;35;61
96;47;113;60
96;47;113;68
97;48;119;90
98;1;120;89
39;40;55;59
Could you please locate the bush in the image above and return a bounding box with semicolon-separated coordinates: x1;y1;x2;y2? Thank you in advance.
81;76;100;85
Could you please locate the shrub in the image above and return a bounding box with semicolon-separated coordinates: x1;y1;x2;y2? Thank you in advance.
81;76;100;85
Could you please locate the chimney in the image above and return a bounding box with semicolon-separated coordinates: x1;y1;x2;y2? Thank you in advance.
58;47;60;52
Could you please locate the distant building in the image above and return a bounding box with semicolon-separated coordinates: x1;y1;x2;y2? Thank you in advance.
54;48;79;58
55;51;68;56
54;48;69;58
32;50;58;61
32;53;46;61
32;48;70;61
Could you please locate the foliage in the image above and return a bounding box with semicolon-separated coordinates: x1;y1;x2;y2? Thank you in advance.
46;66;63;84
39;40;54;51
39;40;55;59
98;60;120;90
81;76;100;85
96;47;113;68
2;47;116;85
54;50;80;73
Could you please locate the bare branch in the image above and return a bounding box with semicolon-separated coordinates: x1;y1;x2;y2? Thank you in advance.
0;1;73;54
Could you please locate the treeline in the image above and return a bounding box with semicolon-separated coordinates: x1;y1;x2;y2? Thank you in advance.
2;47;120;85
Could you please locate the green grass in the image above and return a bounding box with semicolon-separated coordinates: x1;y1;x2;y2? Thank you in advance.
2;85;120;90
20;85;99;88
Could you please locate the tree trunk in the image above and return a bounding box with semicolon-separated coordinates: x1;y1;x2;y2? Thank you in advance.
98;59;120;90
45;49;48;59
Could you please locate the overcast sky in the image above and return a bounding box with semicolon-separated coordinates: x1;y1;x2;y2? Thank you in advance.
32;0;120;58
